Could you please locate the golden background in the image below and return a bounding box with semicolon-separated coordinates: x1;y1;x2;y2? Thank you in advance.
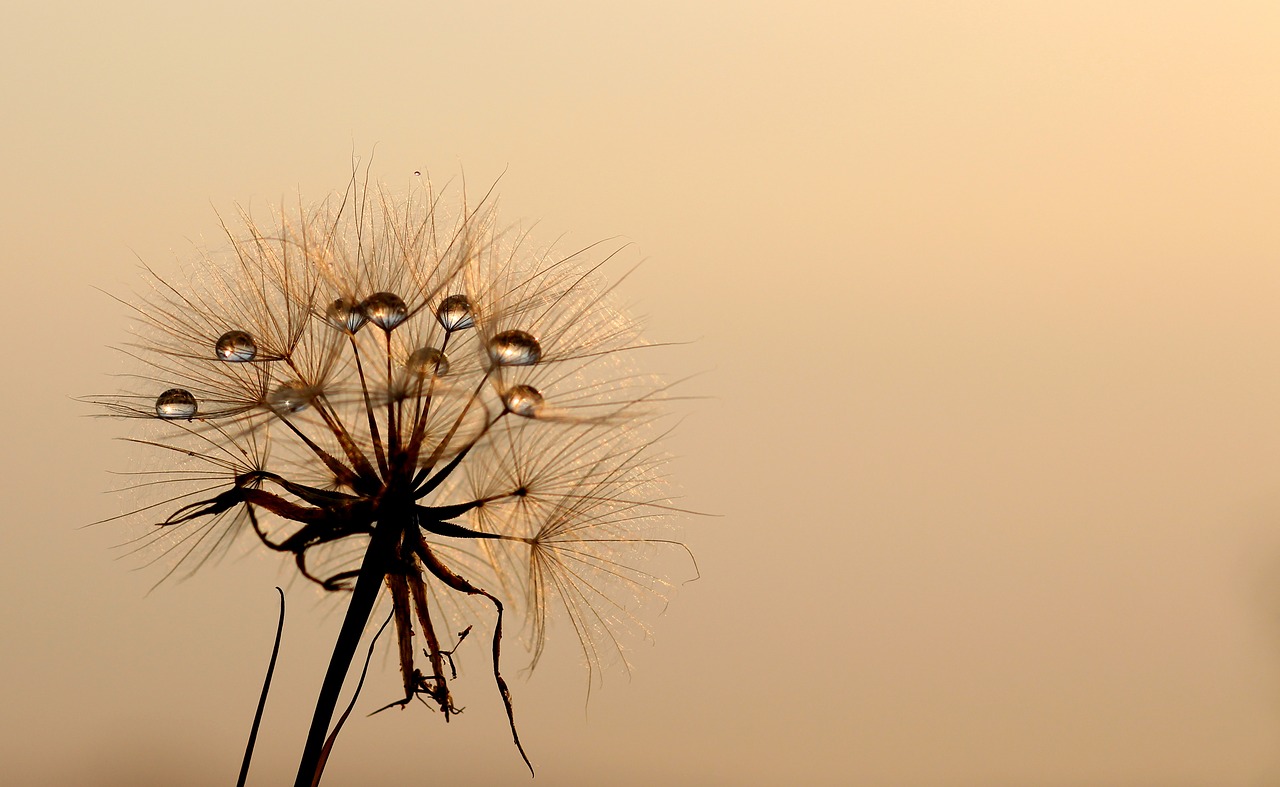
3;2;1280;784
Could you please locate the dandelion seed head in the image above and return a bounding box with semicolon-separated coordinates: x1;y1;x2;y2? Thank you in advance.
90;174;695;775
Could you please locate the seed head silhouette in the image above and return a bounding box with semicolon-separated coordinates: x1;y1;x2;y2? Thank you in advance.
92;174;692;784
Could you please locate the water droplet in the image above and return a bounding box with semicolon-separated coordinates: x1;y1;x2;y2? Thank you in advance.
488;330;542;367
405;347;450;377
503;384;544;417
413;170;422;177
435;294;474;331
362;292;408;330
215;330;257;362
268;383;314;414
326;298;367;333
155;388;197;419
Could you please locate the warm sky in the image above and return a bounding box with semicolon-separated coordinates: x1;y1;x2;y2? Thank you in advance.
4;2;1280;785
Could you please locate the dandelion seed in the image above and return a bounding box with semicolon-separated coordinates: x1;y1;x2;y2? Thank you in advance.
90;174;694;786
435;294;474;331
502;384;543;417
267;382;315;415
325;297;367;333
215;330;258;362
406;347;450;378
154;388;197;419
487;329;541;367
361;292;408;331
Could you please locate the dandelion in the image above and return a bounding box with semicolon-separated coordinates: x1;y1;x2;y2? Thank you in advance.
91;175;692;785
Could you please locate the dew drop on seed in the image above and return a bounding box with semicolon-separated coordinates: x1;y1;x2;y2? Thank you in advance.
155;388;197;419
435;294;474;331
215;330;257;362
406;347;450;377
362;292;408;330
488;330;542;367
503;384;544;417
268;383;314;415
326;298;367;333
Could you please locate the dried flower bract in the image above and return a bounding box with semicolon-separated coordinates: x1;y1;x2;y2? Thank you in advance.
92;175;692;784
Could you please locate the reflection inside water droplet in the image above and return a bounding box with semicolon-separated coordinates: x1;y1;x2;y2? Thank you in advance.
362;292;408;330
406;347;449;377
155;388;197;419
326;298;367;333
215;330;257;362
503;384;544;417
435;294;474;331
268;383;314;414
488;330;542;367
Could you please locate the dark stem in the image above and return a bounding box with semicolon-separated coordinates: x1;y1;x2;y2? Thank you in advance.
292;518;400;787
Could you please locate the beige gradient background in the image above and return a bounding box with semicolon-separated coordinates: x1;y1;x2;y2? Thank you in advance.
4;2;1280;785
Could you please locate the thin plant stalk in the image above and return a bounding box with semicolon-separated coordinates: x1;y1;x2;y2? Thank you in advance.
312;609;396;787
237;587;286;787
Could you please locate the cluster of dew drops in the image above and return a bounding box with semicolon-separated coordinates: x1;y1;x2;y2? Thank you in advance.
153;291;547;421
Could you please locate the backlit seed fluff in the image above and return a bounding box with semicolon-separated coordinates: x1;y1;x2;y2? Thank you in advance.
90;178;693;782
